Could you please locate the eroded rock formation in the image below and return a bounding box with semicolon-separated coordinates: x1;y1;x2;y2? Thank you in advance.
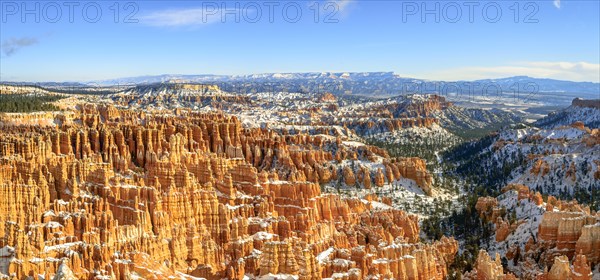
538;210;599;263
572;98;600;109
0;105;456;279
464;250;517;280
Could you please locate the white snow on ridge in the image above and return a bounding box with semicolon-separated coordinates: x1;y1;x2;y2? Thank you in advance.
316;247;334;264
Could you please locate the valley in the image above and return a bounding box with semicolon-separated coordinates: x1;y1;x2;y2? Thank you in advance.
0;81;598;279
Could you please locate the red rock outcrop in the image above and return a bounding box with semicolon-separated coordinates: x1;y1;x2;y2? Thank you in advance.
547;255;573;280
319;93;337;103
571;98;600;109
495;217;512;242
464;250;517;280
392;157;433;195
0;105;457;279
537;254;593;280
538;211;599;262
476;185;599;279
475;197;503;222
531;159;551;176
573;254;593;280
575;223;600;264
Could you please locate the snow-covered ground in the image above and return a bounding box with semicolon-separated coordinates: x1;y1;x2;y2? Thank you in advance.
465;123;600;198
485;191;545;256
325;177;460;220
482;190;548;278
536;105;600;129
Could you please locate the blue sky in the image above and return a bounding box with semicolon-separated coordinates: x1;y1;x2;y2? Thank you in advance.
1;0;599;82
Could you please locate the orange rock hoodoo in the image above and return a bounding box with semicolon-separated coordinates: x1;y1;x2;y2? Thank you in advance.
538;210;600;265
540;254;593;280
475;185;600;279
463;250;517;280
0;105;456;279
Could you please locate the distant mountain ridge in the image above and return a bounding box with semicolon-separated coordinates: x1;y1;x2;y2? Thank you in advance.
2;73;598;106
3;73;598;93
90;72;401;85
86;74;599;107
90;72;599;94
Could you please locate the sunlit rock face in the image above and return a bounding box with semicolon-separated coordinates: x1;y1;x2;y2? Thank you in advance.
537;254;593;280
0;105;456;279
463;250;517;280
472;182;600;279
538;210;599;264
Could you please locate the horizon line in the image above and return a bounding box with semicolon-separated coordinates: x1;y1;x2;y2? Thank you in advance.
2;72;600;85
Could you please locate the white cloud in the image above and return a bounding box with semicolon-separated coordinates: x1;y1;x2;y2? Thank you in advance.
140;6;251;27
336;0;353;11
553;0;561;9
417;61;600;82
141;8;218;26
334;0;355;16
